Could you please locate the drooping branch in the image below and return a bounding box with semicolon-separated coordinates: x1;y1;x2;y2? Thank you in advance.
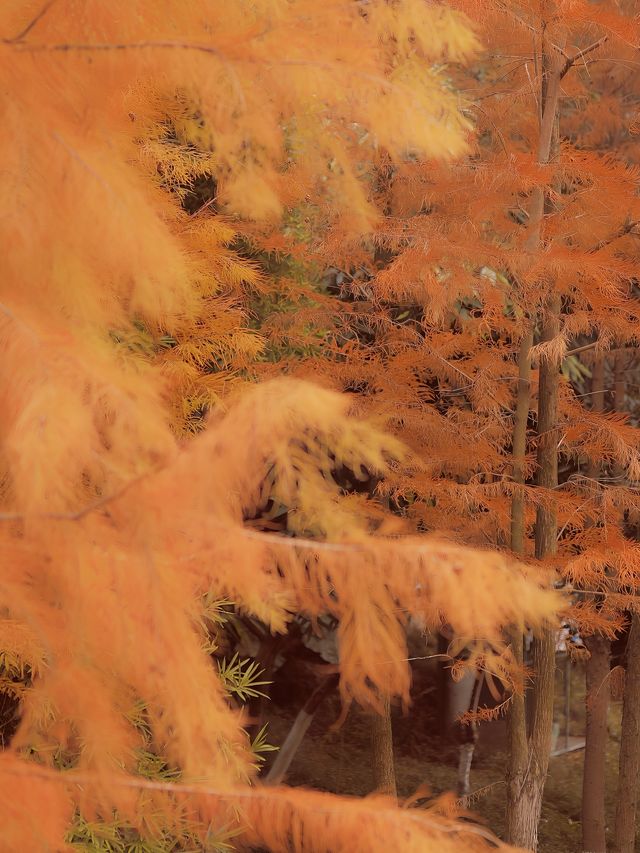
0;757;510;851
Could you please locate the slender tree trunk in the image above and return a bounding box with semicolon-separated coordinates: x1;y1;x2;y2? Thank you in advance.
613;612;640;853
505;18;565;845
506;621;529;840
613;352;639;853
506;326;534;841
371;491;397;798
581;353;609;853
529;294;563;844
370;696;397;796
457;672;483;799
510;325;534;555
508;293;562;850
265;674;338;785
582;633;610;853
613;350;626;414
588;349;606;424
508;631;557;849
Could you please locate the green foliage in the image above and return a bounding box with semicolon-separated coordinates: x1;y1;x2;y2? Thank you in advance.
65;664;274;852
250;723;279;767
67;812;241;853
562;354;592;384
217;654;271;703
61;602;274;852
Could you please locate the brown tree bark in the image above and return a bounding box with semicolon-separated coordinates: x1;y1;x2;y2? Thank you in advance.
505;17;565;847
510;325;534;556
581;353;609;853
506;325;534;842
582;633;610;853
508;632;557;849
369;696;397;796
613;351;639;853
507;293;561;850
613;612;640;853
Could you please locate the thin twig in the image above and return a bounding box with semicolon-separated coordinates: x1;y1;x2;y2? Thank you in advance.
53;132;118;199
6;38;224;56
2;0;57;44
424;348;514;416
4;39;401;94
492;1;535;35
470;103;509;156
456;779;505;808
190;197;218;219
524;62;540;122
0;471;157;523
1;38;457;118
565;341;599;357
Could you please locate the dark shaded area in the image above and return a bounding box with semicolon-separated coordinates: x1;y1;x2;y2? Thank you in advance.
0;690;19;747
257;658;636;852
181;172;217;215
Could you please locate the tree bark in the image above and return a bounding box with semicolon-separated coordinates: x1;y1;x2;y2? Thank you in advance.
506;327;533;842
510;325;534;555
612;353;639;852
613;350;626;413
613;612;640;853
508;294;561;851
506;622;529;843
505;16;565;847
264;674;338;785
581;353;609;853
510;630;557;851
582;633;610;853
457;672;483;799
369;696;397;796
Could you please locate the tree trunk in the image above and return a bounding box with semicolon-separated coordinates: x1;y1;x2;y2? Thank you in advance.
511;630;557;850
457;672;483;799
613;350;626;413
508;293;561;850
369;696;397;796
505;13;565;842
581;353;609;853
506;624;529;842
506;326;533;842
264;674;338;785
582;633;610;853
613;612;640;853
510;325;534;555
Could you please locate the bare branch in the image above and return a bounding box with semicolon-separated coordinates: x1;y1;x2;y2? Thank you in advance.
573;36;609;65
565;341;599;357
558;36;609;79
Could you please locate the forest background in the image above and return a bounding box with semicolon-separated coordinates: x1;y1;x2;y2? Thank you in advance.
1;1;640;852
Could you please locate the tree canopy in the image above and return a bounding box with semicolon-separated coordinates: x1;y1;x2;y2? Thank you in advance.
1;2;639;851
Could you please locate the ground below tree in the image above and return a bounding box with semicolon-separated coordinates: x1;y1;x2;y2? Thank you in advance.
260;662;638;853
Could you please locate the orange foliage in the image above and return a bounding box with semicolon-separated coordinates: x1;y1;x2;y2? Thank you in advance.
0;2;560;851
266;1;640;607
